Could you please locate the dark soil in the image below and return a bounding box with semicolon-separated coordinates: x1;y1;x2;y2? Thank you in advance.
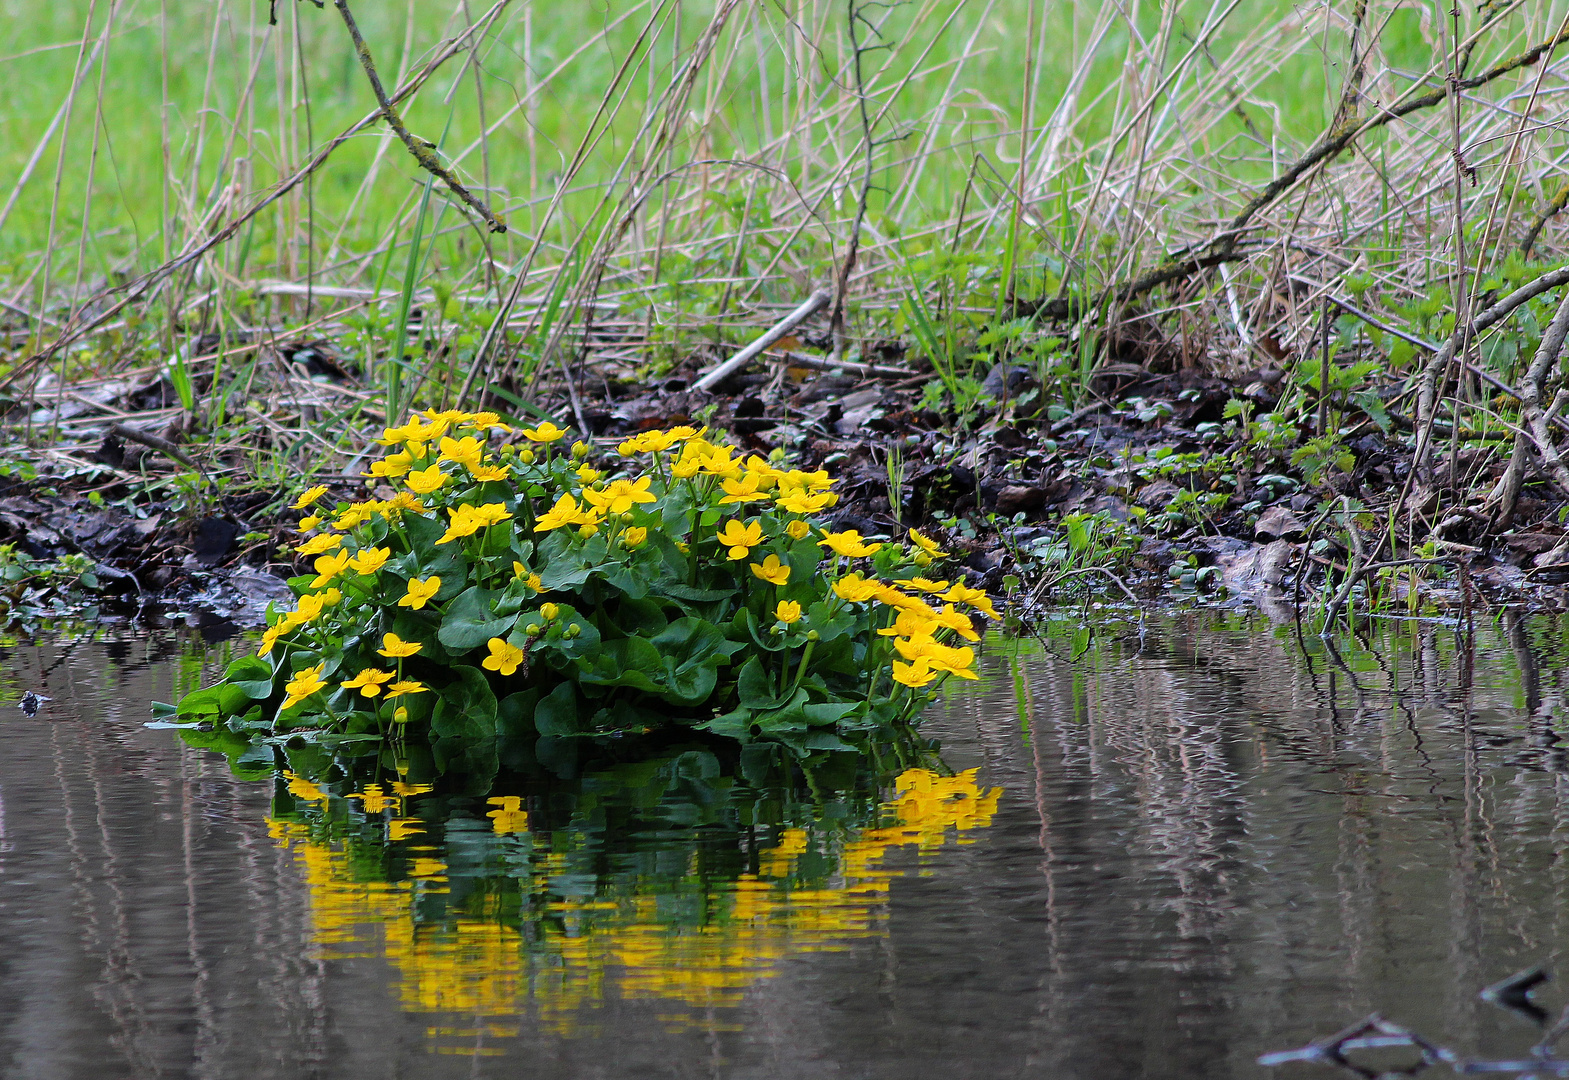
4;340;1567;635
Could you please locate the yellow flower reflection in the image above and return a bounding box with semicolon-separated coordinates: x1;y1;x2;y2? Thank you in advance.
270;767;1001;1051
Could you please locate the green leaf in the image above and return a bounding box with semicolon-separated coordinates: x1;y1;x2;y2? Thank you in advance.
223;654;277;700
737;655;787;709
430;665;499;740
533;680;578;737
437;586;517;651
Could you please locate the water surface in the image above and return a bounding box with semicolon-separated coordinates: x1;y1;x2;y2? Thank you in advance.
3;614;1569;1078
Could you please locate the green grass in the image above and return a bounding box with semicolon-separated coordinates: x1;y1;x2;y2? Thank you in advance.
0;0;1564;437
0;0;1342;289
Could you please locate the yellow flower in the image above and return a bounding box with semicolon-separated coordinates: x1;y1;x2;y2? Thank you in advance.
715;518;764;560
293;592;328;624
575;465;601;483
877;587;936;616
622;526;648;549
779;467;834;492
398;575;442;610
776;489;835;515
482;637;525;676
903;577;950;594
486;795;529;835
750;554;790;585
348;546;391;575
894;637;978;678
257;624;285;656
402;417;449;443
892;659;938;688
785;519;811;540
833;573;883;603
384;680;428;699
582;475;656;515
533;493;589;532
526;573;543;591
436;502;512;544
290;485;328;510
720;473;769;504
365;449;415;479
819;529;882;558
297;515;322;531
405;465;447;495
520;421;567;443
377;632;423;659
341;668;395;698
437;435;486;473
469;464;508;482
934;604;980;641
617;429;680;455
942;583;999;619
280;663;328;710
294;533;342;556
540;602;561;620
310;548;352;588
378;491;427;516
698;445;743;479
775;600;802;624
877;608;940;640
909;529;948;558
333;503;376;530
423;407;471;427
607;475;657;512
463;411;512;433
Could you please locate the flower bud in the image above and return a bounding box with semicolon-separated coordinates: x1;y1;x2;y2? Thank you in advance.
572;440;590;460
806;630;820;642
913;552;932;567
525;623;542;636
393;707;410;724
578;523;599;538
540;602;561;620
566;624;581;639
520;448;536;464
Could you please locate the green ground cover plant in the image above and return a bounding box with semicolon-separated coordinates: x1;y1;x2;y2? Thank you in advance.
161;412;995;755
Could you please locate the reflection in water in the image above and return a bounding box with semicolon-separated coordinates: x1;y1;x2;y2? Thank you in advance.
5;616;1569;1077
268;764;1000;1048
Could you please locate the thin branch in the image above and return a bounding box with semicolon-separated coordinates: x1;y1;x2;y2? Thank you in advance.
331;0;506;233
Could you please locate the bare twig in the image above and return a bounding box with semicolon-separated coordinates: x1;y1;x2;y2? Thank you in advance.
330;0;506;233
694;289;832;392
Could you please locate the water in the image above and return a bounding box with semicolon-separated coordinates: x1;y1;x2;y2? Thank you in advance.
3;614;1569;1078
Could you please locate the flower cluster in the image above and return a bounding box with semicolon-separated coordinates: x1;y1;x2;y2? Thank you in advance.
173;410;995;752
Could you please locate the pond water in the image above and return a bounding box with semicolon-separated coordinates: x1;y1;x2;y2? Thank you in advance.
3;614;1569;1078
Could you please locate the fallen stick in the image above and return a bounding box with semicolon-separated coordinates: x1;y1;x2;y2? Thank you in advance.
694;290;832;392
108;421;202;473
775;350;915;380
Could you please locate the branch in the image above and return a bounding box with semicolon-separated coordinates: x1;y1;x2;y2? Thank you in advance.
1413;263;1569;476
332;0;506;233
1520;177;1569;257
1017;23;1569;323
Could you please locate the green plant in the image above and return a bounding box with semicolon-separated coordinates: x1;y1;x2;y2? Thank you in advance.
162;414;996;758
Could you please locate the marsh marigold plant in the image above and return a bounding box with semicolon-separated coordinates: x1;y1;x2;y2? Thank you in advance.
166;411;993;755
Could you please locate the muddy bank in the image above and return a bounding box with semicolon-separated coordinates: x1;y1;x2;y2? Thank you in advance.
3;341;1567;632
